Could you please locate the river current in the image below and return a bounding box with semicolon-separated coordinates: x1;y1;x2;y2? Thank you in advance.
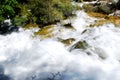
0;11;120;80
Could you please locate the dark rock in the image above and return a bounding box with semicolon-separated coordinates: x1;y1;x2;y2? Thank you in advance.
83;1;115;14
70;40;89;51
97;3;112;14
63;23;73;28
0;74;11;80
0;65;11;80
115;0;120;10
0;22;19;35
73;40;89;49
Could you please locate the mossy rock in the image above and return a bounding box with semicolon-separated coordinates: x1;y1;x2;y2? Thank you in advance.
83;1;115;14
89;19;111;27
83;4;95;12
72;40;89;50
58;38;75;46
88;13;120;27
63;23;74;29
98;4;112;14
34;25;54;38
87;12;108;18
23;23;38;29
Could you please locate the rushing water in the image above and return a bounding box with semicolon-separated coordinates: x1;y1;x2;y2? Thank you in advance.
0;11;120;80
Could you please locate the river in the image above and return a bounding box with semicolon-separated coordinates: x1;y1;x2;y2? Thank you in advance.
0;10;120;80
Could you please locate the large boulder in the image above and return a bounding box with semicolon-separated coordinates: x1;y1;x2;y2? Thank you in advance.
0;21;19;35
83;1;115;14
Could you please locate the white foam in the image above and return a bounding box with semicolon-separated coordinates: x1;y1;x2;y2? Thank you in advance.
1;11;120;80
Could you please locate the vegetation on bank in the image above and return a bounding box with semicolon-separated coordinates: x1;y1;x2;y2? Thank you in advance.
1;0;120;31
0;0;76;27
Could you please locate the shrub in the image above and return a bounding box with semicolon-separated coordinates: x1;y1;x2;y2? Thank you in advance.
28;0;75;26
0;0;19;23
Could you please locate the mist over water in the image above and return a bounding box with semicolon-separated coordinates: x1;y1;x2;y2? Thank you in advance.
0;11;120;80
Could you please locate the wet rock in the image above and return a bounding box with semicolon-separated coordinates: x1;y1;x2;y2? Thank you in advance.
0;65;11;80
116;0;120;9
23;23;38;29
87;12;107;18
0;74;11;80
70;40;89;51
97;3;112;14
81;29;88;34
83;1;115;14
34;25;54;38
63;23;74;29
58;38;75;46
0;22;19;35
113;10;120;16
83;4;95;12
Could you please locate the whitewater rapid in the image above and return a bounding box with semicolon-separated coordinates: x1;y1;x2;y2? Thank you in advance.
0;11;120;80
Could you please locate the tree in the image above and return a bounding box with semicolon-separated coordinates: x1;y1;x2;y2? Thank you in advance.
28;0;75;26
0;0;18;23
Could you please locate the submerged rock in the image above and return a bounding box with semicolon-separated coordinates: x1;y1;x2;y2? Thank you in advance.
0;65;11;80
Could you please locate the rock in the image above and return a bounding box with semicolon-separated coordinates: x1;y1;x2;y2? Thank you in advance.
58;38;75;46
113;10;120;16
0;65;11;80
70;40;89;51
116;0;120;9
83;0;115;14
114;19;120;26
0;22;19;35
63;23;74;29
98;4;112;14
34;25;54;38
81;29;88;34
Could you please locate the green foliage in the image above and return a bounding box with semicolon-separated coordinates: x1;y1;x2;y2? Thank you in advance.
0;16;5;23
0;0;18;23
0;0;76;26
28;0;75;26
13;15;28;26
54;0;75;17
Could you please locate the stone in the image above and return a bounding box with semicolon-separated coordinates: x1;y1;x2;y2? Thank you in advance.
58;38;75;46
70;40;89;51
0;22;19;35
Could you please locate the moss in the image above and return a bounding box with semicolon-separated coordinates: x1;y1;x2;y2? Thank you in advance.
73;40;89;49
91;16;120;27
83;4;95;12
89;19;110;27
87;12;108;18
34;25;54;38
23;23;38;29
87;12;120;27
58;38;75;46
